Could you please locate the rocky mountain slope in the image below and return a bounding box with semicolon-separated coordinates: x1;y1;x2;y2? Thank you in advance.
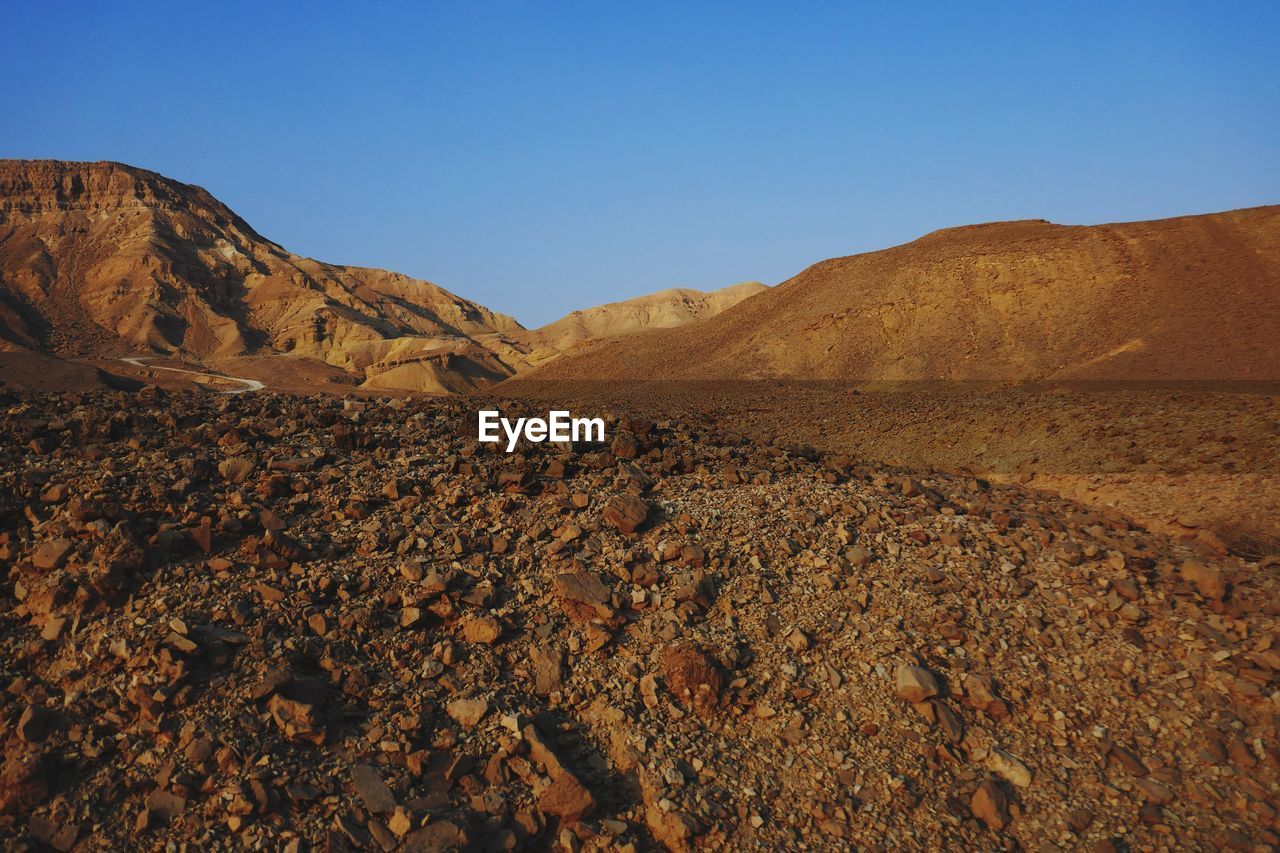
461;283;769;378
0;160;768;394
0;160;532;393
528;207;1280;382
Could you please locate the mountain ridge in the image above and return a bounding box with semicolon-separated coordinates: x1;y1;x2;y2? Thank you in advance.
0;159;762;392
522;204;1280;383
5;159;1276;392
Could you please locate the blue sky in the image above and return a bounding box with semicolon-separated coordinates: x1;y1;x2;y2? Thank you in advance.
2;2;1277;326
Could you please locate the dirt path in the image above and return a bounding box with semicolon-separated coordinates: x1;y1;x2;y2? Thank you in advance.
118;356;266;394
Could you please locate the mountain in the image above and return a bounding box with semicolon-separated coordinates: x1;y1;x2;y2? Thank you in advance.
0;160;771;392
508;282;767;368
0;159;527;392
16;161;1269;391
534;282;767;350
524;207;1280;382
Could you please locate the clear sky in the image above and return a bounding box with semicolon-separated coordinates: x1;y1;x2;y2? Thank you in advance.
2;2;1277;327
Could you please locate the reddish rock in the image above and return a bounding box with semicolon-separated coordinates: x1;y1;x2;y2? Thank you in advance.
895;665;940;703
530;644;565;696
189;516;213;553
602;493;650;535
17;705;53;743
446;697;490;729
351;764;397;814
458;614;502;644
27;815;79;851
32;538;73;571
403;820;468;850
537;772;597;822
267;695;325;744
659;642;724;717
552;571;616;624
0;747;48;815
218;456;256;484
1180;559;1227;601
971;779;1010;831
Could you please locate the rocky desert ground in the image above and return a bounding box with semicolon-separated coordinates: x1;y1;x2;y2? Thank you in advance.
1;384;1278;851
498;379;1280;557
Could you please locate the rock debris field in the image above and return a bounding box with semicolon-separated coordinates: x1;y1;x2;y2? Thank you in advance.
0;387;1277;851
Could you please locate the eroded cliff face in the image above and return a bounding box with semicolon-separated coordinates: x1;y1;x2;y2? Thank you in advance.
0;159;526;390
0;160;775;393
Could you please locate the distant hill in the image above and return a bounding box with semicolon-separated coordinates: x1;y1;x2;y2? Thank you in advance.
508;282;767;368
524;207;1280;382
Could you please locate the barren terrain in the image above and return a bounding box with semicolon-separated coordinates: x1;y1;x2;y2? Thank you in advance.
498;379;1280;558
532;207;1280;382
2;160;1278;851
1;387;1277;851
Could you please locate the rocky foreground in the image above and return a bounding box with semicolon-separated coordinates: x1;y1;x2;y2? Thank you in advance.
0;389;1277;851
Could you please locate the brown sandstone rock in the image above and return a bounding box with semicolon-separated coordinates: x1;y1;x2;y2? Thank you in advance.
971;779;1010;831
446;697;490;729
1180;559;1227;600
895;665;940;703
537;773;596;822
552;571;616;624
458;614;502;644
0;748;48;815
351;764;397;814
659;642;724;717
32;538;73;571
602;493;651;534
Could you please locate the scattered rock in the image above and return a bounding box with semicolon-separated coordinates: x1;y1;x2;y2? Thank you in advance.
552;571;615;624
403;819;468;851
218;456;255;484
659;641;723;717
1180;559;1227;600
895;665;940;703
388;806;414;836
971;779;1010;831
446;697;490;729
459;614;502;644
986;748;1032;788
16;705;52;743
537;773;597;822
1134;778;1175;805
32;537;73;571
351;764;397;814
0;389;1271;850
530;644;565;696
27;815;79;851
143;789;186;823
0;748;48;815
602;494;651;534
